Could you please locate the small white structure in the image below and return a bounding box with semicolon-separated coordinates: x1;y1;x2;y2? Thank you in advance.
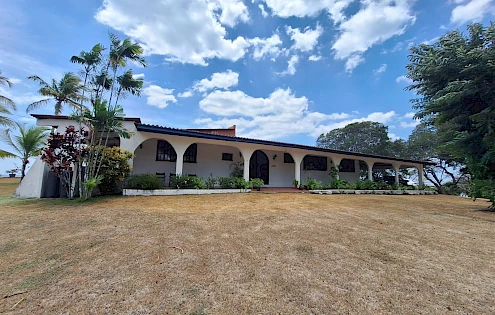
15;114;432;198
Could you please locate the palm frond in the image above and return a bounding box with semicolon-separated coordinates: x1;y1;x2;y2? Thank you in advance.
0;149;17;159
27;75;49;87
26;99;51;113
0;95;15;109
0;71;13;88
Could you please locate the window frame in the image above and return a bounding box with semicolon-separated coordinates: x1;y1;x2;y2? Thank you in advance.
183;144;197;163
303;155;327;171
222;153;233;161
284;153;295;163
156;140;177;162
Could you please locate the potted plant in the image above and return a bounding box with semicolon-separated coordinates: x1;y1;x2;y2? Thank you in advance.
293;179;299;189
250;178;264;191
6;168;19;178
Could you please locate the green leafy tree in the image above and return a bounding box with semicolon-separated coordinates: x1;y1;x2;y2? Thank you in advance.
317;121;405;157
405;23;495;206
407;123;468;194
27;73;85;115
1;123;49;179
95;146;133;195
0;70;16;128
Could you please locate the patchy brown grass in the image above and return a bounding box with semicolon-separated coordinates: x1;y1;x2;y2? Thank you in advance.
0;179;494;314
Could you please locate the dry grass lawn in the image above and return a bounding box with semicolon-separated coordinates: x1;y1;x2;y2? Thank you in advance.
0;178;494;314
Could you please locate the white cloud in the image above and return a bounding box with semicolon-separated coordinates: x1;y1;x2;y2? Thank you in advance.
8;78;21;84
258;4;269;17
396;75;413;84
142;85;177;108
0;86;41;106
248;33;284;60
374;64;387;75
400;120;420;128
261;0;353;23
132;73;145;79
179;70;239;97
421;36;440;45
403;112;415;119
95;0;251;66
308;55;322;61
451;0;495;25
286;24;323;52
196;87;352;139
279;55;299;76
210;0;250;27
344;54;364;73
332;0;416;71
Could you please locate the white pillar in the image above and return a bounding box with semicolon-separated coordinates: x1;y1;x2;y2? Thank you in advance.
393;163;401;185
418;164;424;188
366;160;374;181
292;154;304;186
175;149;185;175
331;157;342;179
240;149;254;182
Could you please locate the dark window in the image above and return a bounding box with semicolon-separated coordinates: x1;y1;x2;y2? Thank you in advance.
303;156;327;171
340;159;355;172
222;153;233;161
183;144;197;163
284;153;294;163
156;140;177;161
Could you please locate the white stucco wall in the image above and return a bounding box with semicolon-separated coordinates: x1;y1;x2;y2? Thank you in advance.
13;158;45;198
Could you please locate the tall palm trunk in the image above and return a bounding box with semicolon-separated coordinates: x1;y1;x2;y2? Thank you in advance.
77;67;90;197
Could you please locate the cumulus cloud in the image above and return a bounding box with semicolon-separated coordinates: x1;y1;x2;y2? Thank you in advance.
95;0;252;66
308;55;322;61
374;64;387;75
286;24;323;52
279;55;299;76
396;75;413;84
142;85;177;108
248;33;284;60
194;87;399;140
261;0;353;23
450;0;495;25
179;70;239;97
258;3;269;17
332;0;416;72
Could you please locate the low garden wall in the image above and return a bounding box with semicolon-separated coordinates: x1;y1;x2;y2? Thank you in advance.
123;189;251;196
310;190;437;195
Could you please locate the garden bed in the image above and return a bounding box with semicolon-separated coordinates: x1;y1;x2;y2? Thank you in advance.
123;188;251;196
310;189;437;195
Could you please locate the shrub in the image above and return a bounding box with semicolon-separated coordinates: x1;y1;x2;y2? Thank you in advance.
230;162;244;178
205;176;217;189
306;178;321;190
125;174;162;190
97;146;133;195
218;177;234;189
470;179;495;208
330;179;348;189
234;177;250;189
250;178;264;189
172;175;205;189
360;179;375;190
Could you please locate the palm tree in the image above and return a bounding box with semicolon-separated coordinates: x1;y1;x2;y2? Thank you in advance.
0;123;49;179
115;69;143;105
27;73;85;115
0;70;16;127
107;34;147;104
70;43;104;106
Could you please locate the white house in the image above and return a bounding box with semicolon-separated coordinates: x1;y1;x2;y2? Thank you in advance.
15;114;431;198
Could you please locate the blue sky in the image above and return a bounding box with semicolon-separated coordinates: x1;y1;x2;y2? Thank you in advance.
1;0;494;174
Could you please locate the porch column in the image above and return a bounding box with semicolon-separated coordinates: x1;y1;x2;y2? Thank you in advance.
175;149;186;175
365;160;374;181
331;157;342;179
392;163;401;185
292;154;305;186
417;164;424;188
240;149;254;182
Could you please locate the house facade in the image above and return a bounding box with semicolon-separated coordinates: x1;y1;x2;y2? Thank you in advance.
15;115;431;198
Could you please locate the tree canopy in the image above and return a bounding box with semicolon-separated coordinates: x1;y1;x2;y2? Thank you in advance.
405;23;495;205
316;121;404;157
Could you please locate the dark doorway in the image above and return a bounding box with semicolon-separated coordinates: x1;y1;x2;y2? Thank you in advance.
249;150;269;184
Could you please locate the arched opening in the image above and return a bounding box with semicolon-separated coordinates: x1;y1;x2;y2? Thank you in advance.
250;150;269;184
